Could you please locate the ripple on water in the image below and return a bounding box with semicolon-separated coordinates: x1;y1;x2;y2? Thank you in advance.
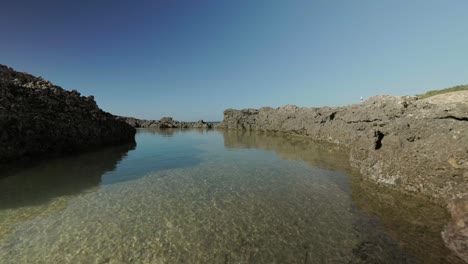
1;161;377;263
0;130;455;263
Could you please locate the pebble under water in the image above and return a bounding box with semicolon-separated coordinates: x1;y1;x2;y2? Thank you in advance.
0;129;458;263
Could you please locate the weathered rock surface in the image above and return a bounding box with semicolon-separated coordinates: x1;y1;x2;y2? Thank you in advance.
0;65;136;162
217;92;468;262
116;116;213;129
424;90;468;105
218;93;467;203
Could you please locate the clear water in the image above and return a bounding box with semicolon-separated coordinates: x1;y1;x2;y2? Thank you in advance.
0;129;457;263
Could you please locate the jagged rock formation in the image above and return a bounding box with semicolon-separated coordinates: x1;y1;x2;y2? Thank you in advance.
0;65;136;161
217;92;468;261
116;116;213;129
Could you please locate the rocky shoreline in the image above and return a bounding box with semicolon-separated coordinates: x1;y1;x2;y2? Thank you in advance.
0;65;136;162
1;64;465;261
115;116;213;129
217;92;468;262
0;64;214;162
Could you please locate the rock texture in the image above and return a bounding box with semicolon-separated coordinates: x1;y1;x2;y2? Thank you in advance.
116;116;213;129
0;65;136;162
218;94;467;203
443;195;468;263
217;92;468;261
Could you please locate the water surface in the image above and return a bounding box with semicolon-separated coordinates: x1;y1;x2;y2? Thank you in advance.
0;129;457;263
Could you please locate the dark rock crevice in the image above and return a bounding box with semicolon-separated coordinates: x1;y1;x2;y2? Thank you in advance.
346;119;383;124
374;130;385;150
436;116;468;122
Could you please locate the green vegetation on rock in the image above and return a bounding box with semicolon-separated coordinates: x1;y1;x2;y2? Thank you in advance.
418;85;468;99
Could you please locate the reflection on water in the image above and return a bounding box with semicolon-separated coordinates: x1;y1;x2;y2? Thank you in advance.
0;142;136;210
100;129;204;184
222;130;352;193
222;130;351;171
222;130;460;264
0;141;136;241
0;129;460;263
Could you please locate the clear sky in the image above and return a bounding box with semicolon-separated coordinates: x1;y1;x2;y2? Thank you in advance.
1;0;467;121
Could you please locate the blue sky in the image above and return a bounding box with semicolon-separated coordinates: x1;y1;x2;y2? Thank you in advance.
1;0;467;121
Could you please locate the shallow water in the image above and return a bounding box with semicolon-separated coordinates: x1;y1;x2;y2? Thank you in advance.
0;129;458;263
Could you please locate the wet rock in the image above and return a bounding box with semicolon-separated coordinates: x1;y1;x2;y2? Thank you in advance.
0;65;136;162
443;196;468;263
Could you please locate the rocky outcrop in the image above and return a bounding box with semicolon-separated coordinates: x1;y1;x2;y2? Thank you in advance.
0;65;136;162
116;116;213;129
217;92;468;261
218;93;467;203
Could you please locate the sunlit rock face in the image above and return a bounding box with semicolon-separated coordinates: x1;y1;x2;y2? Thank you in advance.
0;64;136;162
218;94;467;204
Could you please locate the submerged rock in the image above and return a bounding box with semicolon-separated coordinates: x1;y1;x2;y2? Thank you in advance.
0;65;136;162
443;196;468;263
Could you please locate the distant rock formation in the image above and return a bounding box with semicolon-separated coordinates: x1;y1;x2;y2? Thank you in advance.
0;65;136;162
217;92;468;261
115;116;213;129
